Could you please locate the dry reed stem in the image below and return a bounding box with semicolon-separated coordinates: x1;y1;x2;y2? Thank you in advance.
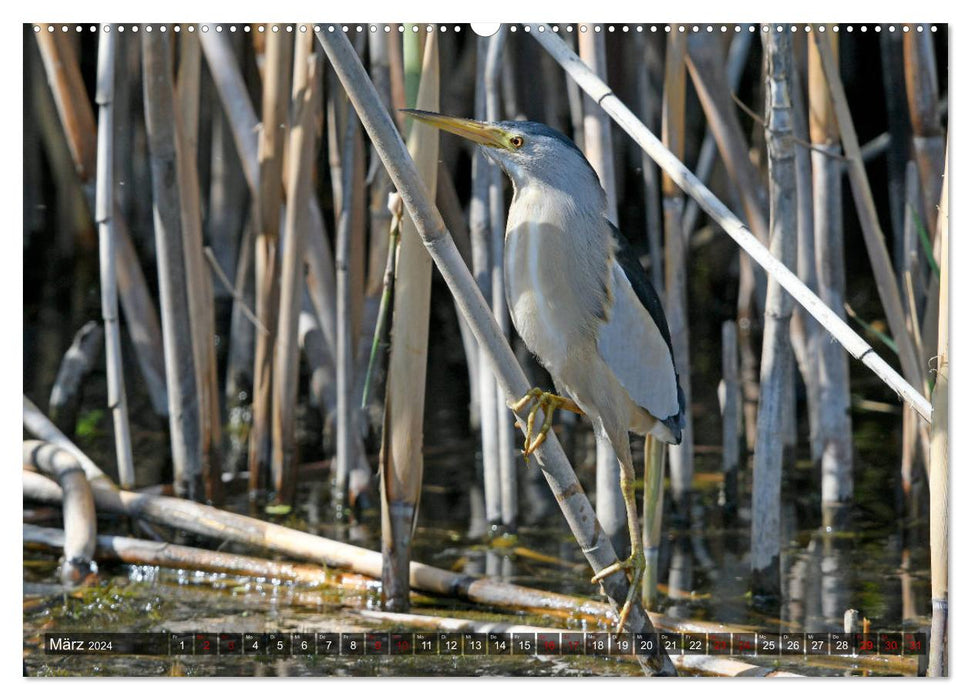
808;32;853;506
175;30;222;504
751;29;797;599
719;321;741;514
903;26;945;241
271;33;318;505
94;26;135;491
484;28;518;532
471;35;501;529
142;29;204;500
380;31;439;611
23;442;97;584
661;33;694;516
927;155;948;677
247;30;292;496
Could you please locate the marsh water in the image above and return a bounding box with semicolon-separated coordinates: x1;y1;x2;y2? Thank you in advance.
24;225;933;678
23;344;931;677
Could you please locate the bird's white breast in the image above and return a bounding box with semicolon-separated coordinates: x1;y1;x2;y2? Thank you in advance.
503;186;611;377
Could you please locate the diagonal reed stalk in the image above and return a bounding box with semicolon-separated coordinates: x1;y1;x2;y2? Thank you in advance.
315;28;676;676
380;30;439;611
532;26;931;424
94;25;135;491
142;28;204;501
35;27;168;417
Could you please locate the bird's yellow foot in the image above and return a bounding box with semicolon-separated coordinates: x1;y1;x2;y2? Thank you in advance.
591;549;646;632
508;388;583;461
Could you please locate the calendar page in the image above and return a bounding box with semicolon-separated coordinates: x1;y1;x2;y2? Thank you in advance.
22;18;949;681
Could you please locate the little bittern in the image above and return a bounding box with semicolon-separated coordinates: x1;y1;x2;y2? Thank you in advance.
404;110;685;630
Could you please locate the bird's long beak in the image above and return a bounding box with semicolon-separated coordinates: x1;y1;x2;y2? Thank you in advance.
401;109;509;149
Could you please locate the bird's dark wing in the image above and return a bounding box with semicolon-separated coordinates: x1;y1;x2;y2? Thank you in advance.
604;222;686;442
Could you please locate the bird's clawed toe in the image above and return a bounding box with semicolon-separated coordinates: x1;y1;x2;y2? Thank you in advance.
508;388;583;463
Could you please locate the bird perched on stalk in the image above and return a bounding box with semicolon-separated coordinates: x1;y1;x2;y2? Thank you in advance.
404;110;685;630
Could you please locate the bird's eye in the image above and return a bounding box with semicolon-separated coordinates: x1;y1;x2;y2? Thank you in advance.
509;136;524;149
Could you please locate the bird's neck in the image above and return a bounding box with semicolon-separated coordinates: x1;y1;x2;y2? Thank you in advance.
507;181;606;243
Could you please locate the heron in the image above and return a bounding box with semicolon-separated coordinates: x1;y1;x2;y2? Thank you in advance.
404;110;685;630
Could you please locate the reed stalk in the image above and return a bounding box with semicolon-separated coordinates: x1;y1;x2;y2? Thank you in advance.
436;166;481;423
315;28;675;675
366;30;393;283
206;79;248;300
641;434;665;610
927;156;948;677
361;199;401;412
685;34;771;454
903;26;945;242
380;31;439;611
142;29;204;500
681;31;753;239
23;395;116;492
660;33;694;521
300;292;337;421
35;27;168;416
532;26;931;423
271;32;318;506
333;107;367;520
900;163;925;511
485;27;518;533
23;524;337;589
223;220;257;478
48;321;103;437
788;48;822;465
580;27;626;546
719;320;741;516
248;30;292;498
175;29;222;504
563;30;585;151
879;31;911;275
23;442;97;584
305;205;339;358
470;35;501;530
808;31;853;512
810;30;926;414
200;30;340;446
93;26;136;491
751;28;798;602
633;32;664;295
